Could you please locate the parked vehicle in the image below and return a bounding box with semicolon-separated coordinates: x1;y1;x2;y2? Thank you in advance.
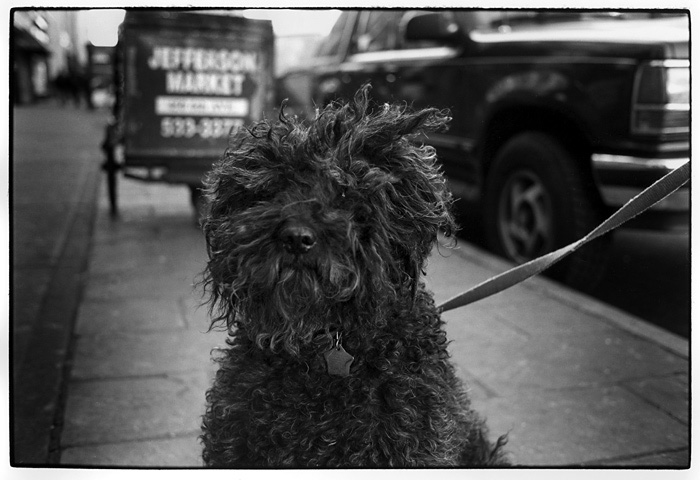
277;10;690;288
102;10;274;216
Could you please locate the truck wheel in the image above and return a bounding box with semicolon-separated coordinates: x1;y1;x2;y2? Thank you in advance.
483;132;610;289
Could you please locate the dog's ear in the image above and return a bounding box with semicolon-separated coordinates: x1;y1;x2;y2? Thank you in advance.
336;88;458;273
344;89;456;241
348;86;452;147
379;121;458;256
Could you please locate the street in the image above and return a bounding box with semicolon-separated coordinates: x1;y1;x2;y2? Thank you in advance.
9;7;692;471
12;104;109;463
10;104;689;468
591;229;691;339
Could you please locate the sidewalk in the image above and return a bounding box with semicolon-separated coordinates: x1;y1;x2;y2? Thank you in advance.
58;178;223;467
58;177;689;468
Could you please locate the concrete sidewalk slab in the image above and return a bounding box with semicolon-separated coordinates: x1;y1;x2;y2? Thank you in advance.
59;178;223;467
70;330;219;379
60;371;210;447
473;387;687;466
75;298;188;335
61;437;203;467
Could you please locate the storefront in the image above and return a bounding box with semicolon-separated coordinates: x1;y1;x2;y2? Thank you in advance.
12;11;51;104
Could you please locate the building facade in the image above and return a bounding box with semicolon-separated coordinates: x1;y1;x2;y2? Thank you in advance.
12;9;91;105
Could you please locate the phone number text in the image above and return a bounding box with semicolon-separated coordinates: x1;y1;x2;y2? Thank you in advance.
160;117;245;139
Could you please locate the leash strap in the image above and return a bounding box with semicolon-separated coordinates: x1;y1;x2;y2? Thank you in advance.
438;161;690;313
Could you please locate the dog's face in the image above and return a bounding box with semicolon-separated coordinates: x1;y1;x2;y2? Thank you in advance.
202;87;455;355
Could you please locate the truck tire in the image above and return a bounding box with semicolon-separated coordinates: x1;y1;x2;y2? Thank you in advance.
483;132;610;289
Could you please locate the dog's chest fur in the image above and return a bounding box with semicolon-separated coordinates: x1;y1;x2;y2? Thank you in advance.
205;293;482;467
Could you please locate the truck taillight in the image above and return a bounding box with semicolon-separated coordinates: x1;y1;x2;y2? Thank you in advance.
631;60;689;135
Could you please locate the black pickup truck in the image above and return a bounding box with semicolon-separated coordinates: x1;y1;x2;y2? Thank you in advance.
277;10;690;288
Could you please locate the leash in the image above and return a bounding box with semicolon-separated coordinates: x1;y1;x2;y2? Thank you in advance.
438;161;690;313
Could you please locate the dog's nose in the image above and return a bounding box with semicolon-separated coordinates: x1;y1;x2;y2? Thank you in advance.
281;225;317;254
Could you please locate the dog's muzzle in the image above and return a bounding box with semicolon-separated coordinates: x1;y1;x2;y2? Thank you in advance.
280;223;317;255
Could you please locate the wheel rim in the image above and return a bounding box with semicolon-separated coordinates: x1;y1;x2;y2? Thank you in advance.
497;169;554;263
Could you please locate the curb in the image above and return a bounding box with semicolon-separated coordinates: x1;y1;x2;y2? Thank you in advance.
449;240;689;359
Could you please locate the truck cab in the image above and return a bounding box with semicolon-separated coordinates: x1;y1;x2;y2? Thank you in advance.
278;10;690;287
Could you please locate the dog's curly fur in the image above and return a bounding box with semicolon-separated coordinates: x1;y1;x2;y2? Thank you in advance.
200;86;507;467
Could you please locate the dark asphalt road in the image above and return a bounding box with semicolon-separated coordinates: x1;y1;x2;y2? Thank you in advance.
12;103;109;464
590;228;691;339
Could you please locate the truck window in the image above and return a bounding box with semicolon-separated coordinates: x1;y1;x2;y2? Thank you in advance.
316;11;353;58
351;11;403;53
351;10;459;52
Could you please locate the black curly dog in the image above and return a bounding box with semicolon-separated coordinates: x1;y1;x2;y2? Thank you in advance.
200;86;507;467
